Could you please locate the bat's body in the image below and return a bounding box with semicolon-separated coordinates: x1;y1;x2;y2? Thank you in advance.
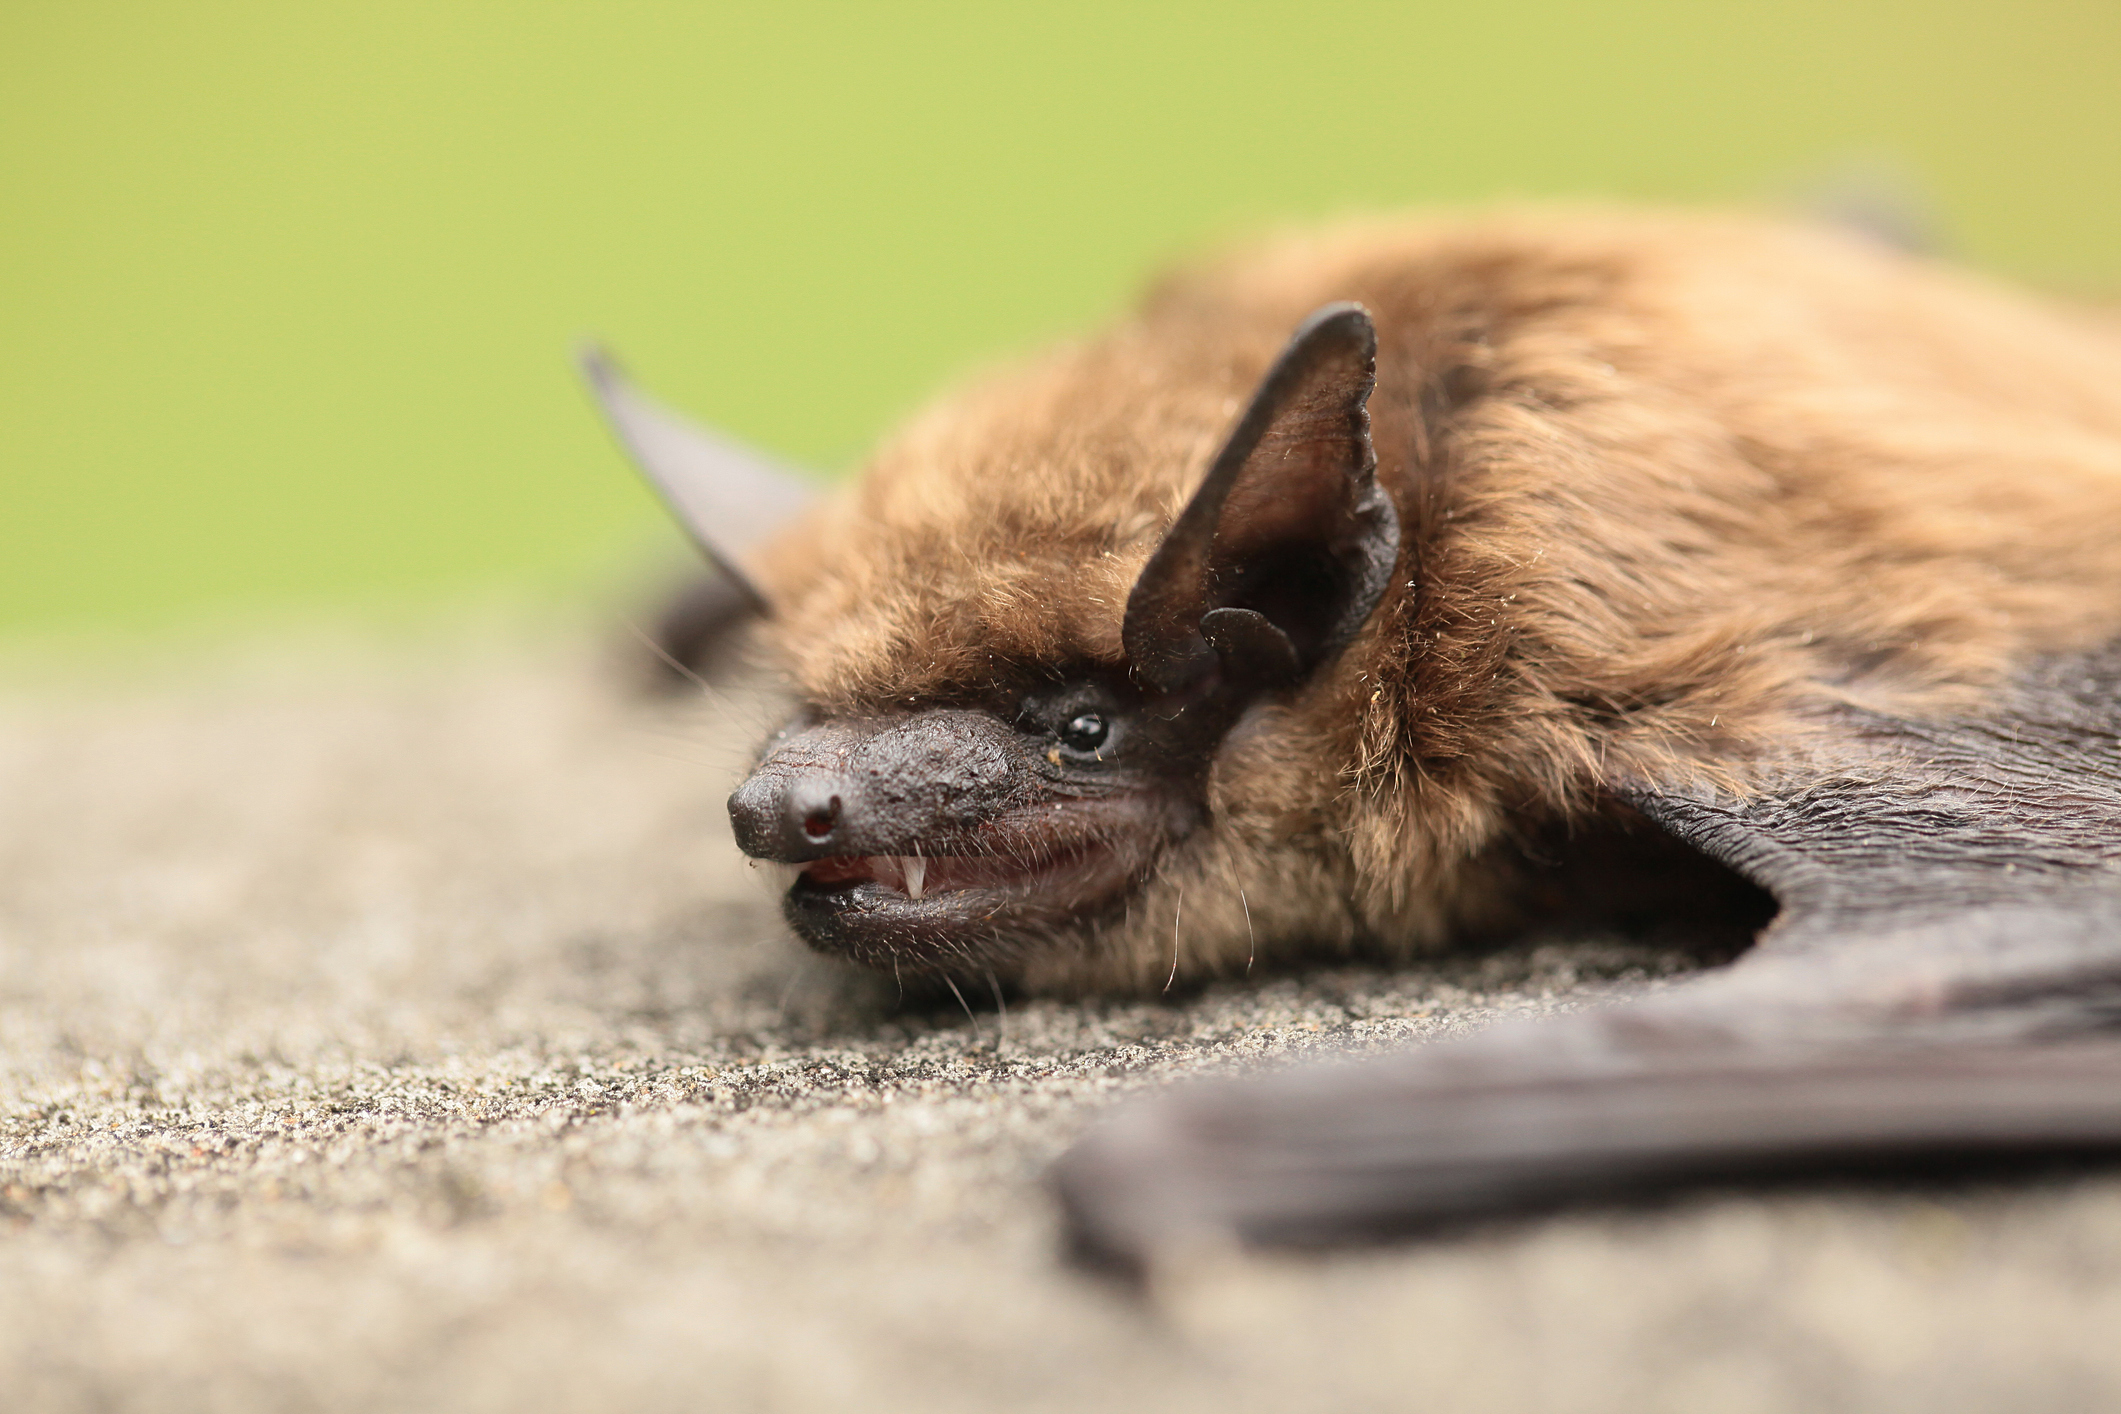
585;210;2121;1268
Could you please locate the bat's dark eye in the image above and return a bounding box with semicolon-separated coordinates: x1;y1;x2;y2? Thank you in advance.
1059;711;1109;753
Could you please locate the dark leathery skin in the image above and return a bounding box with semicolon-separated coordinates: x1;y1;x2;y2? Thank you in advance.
729;710;1040;862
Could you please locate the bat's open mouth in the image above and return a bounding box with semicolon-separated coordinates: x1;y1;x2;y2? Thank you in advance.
794;840;1123;905
784;841;1139;968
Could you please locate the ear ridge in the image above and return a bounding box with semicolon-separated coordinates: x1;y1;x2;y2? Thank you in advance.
1199;608;1303;687
577;344;818;614
1122;303;1399;696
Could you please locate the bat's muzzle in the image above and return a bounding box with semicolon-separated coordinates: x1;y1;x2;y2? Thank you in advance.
726;709;1033;862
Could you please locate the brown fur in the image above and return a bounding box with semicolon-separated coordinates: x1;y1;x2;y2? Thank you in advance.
747;209;2121;994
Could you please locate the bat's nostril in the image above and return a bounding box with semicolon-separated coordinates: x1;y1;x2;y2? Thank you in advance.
802;795;842;841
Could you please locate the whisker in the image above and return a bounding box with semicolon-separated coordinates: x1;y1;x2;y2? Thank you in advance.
943;975;981;1044
776;953;816;1020
619;615;722;703
985;968;1008;1052
1240;887;1256;978
619;736;731;773
1164;885;1184;995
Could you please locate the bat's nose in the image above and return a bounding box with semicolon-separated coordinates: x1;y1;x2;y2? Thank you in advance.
726;709;1028;863
729;766;853;860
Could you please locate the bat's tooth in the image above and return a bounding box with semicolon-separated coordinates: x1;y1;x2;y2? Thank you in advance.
904;855;926;901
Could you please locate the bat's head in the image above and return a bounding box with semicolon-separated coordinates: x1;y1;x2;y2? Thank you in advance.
591;301;1402;990
742;304;1400;986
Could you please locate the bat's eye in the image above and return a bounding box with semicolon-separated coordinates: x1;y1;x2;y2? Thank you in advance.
1059;711;1110;753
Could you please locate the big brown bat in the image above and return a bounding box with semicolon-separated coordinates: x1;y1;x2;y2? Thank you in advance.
583;210;2121;1269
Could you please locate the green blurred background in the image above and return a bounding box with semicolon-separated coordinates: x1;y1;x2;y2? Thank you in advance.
6;1;2119;641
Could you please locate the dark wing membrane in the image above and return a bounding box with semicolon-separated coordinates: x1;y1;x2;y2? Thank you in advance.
1054;1036;2121;1269
1053;644;2121;1272
1643;647;2121;981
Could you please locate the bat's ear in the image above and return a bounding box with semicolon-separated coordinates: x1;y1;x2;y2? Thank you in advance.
577;345;818;617
1123;303;1399;696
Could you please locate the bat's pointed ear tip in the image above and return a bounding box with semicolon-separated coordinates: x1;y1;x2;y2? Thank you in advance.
1303;299;1375;343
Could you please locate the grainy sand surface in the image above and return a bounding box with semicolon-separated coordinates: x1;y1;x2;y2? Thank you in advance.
3;629;2118;1414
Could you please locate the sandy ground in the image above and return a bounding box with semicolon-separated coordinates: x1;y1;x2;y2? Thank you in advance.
3;626;2119;1414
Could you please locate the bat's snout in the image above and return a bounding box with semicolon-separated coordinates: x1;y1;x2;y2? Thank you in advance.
726;710;1028;863
728;702;1200;972
727;769;850;858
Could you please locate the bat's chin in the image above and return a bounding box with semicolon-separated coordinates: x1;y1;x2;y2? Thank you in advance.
783;842;1141;971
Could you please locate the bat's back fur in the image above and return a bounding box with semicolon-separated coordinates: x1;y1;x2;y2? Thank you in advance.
746;210;2121;993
